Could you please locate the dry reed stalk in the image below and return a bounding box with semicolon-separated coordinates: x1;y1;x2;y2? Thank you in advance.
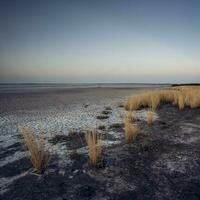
178;93;185;110
126;111;135;123
124;117;139;143
150;93;160;111
186;90;200;108
124;95;140;110
147;110;154;126
20;127;50;174
124;86;200;111
189;95;200;108
85;130;102;165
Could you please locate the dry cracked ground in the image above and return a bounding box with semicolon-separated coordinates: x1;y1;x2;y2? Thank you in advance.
1;104;200;200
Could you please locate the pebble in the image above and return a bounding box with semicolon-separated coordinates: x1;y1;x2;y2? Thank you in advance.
73;169;79;174
59;170;65;176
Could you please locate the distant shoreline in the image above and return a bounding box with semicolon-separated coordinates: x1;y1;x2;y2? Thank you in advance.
0;82;199;87
0;82;170;85
171;83;200;87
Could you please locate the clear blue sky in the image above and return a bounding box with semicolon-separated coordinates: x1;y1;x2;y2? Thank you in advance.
0;0;200;83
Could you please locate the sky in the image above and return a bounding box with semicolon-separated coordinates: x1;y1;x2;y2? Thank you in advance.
0;0;200;83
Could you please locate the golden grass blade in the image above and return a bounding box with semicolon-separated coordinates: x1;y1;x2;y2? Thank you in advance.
178;93;185;110
126;111;135;123
85;130;102;165
124;116;139;143
150;93;160;111
124;86;200;111
147;110;154;126
20;127;50;174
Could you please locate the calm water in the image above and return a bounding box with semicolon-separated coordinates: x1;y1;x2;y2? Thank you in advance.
0;83;169;94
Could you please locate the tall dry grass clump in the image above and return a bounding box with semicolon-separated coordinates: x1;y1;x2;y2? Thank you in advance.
124;91;161;111
124;116;139;143
184;88;200;109
159;90;177;104
147;110;154;126
20;127;50;174
189;94;200;108
126;111;135;123
124;86;200;111
85;130;102;165
124;95;140;110
178;93;185;110
150;93;160;111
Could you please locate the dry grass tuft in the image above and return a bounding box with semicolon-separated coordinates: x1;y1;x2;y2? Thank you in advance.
178;93;185;110
124;116;139;143
124;95;141;110
20;127;50;174
126;111;135;123
85;130;102;165
124;86;200;111
124;92;160;111
150;93;160;110
147;110;154;126
185;89;200;109
189;95;200;109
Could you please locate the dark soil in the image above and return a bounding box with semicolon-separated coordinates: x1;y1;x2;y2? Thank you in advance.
109;123;124;132
118;103;124;108
96;115;109;120
101;110;112;115
0;142;25;160
105;106;112;111
1;105;200;200
0;157;31;178
98;125;106;130
49;131;86;150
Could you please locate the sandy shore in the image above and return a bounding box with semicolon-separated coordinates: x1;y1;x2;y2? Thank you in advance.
2;85;200;199
0;86;163;193
1;103;200;199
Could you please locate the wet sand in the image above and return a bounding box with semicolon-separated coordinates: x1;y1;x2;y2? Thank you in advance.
0;86;161;194
1;103;200;199
2;85;200;199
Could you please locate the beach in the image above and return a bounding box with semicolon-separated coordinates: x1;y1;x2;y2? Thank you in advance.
1;0;200;199
1;84;200;200
0;84;164;192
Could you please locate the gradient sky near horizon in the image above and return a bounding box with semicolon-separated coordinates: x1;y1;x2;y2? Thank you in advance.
0;0;200;83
